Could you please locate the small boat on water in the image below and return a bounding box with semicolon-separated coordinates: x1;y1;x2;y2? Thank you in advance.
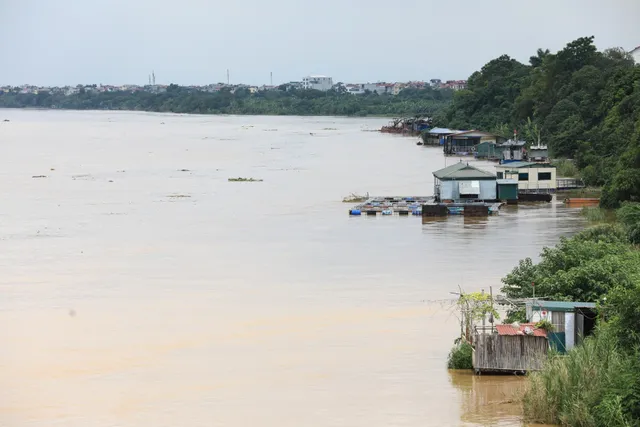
564;198;600;207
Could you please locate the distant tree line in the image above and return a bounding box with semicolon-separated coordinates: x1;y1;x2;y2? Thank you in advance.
435;36;640;207
0;85;454;118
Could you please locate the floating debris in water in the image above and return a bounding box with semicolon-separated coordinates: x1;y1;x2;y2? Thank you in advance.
32;175;47;178
72;174;95;181
167;194;191;198
228;177;263;182
178;169;190;172
323;127;337;130
342;192;369;203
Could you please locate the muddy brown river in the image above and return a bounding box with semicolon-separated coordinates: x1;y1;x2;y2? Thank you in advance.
0;110;582;426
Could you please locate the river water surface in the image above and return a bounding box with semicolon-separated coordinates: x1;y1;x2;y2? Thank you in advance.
0;110;583;426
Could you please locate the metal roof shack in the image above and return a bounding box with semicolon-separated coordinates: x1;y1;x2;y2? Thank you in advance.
496;323;547;337
432;162;496;180
528;301;596;313
426;127;458;135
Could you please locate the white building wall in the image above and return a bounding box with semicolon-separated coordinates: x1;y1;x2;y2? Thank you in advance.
496;166;557;191
302;76;333;91
565;312;575;350
631;47;640;64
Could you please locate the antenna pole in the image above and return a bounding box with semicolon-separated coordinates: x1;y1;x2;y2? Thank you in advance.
227;69;230;85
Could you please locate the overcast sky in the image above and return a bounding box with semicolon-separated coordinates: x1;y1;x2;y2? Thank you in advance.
1;0;639;86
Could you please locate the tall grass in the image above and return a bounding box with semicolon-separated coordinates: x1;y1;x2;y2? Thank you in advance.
554;159;580;178
582;206;607;222
523;329;637;426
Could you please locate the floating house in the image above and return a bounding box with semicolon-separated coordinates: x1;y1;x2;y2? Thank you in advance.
500;140;527;162
526;300;597;353
473;323;549;374
529;144;549;162
421;128;458;146
444;131;504;156
495;162;557;193
475;140;500;160
432;162;497;202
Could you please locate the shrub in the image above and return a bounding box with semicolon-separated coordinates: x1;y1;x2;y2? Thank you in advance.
447;341;473;370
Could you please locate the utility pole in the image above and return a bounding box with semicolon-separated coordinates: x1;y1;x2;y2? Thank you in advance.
489;286;495;333
270;71;273;86
227;69;230;85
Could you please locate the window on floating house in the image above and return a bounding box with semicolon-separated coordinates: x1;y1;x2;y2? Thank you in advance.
518;173;529;181
538;172;552;180
497;172;504;179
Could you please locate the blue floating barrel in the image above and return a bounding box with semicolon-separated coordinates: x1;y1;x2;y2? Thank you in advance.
381;209;393;215
349;209;361;216
412;209;422;215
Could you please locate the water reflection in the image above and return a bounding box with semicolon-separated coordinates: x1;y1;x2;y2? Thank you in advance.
449;370;525;426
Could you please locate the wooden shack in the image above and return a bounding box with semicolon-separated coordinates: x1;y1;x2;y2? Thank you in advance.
473;323;548;374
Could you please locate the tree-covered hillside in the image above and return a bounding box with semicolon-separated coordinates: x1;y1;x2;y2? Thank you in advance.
438;37;639;207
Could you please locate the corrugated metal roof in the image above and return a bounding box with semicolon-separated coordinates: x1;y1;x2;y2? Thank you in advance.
499;140;527;147
449;130;498;138
530;301;596;312
496;323;547;337
427;127;458;135
432;162;496;180
496;161;555;169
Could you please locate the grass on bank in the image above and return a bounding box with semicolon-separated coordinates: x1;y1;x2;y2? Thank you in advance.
523;329;638;427
447;341;473;370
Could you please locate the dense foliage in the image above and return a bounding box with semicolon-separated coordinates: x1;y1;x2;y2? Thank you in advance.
439;36;640;207
0;85;453;117
446;342;473;370
501;216;640;426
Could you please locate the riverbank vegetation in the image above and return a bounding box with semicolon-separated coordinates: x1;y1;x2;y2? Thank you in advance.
437;36;639;208
497;206;640;426
0;85;453;118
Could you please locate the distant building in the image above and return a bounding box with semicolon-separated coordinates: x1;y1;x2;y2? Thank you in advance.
630;45;640;63
528;144;549;162
392;83;406;95
443;80;467;90
302;75;333;91
429;79;442;88
443;130;504;155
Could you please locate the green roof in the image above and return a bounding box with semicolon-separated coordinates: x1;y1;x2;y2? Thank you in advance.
497;161;555;169
530;301;596;312
433;162;496;180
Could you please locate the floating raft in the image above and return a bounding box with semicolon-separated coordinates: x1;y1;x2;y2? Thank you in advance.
349;197;503;216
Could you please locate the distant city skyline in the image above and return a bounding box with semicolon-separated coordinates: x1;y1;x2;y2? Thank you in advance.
1;0;638;87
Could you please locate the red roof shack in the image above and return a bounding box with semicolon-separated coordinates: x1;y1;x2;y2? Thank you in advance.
495;323;547;337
